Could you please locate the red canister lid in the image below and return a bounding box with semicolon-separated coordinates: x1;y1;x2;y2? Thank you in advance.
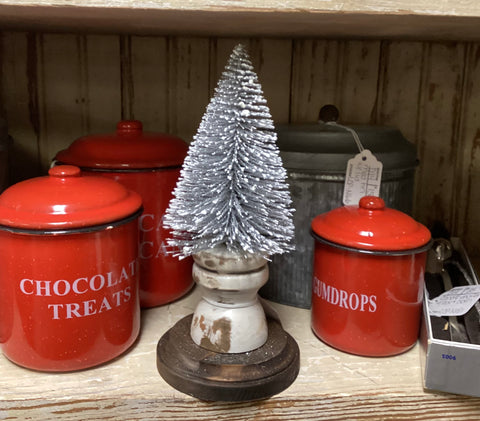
311;196;431;251
55;120;188;169
0;165;142;230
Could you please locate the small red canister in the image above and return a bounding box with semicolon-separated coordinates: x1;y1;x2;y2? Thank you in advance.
311;196;431;356
55;121;193;308
0;165;142;371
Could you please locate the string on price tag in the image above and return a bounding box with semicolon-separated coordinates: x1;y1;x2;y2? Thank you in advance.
325;122;383;206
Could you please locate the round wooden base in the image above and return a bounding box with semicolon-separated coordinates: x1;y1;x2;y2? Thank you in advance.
156;314;300;402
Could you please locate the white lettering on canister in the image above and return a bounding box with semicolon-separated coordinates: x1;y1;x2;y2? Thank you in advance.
313;277;377;313
89;274;105;292
348;293;359;310
53;280;70;296
36;280;51;297
73;277;88;294
20;279;34;295
139;214;155;232
139;241;154;259
22;259;138;320
138;213;168;260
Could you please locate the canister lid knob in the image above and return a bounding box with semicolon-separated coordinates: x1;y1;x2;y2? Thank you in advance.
359;196;385;211
116;120;143;134
48;165;81;178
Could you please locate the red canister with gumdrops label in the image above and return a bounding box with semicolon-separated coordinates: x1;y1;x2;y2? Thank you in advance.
310;196;431;356
55;121;193;308
0;165;142;371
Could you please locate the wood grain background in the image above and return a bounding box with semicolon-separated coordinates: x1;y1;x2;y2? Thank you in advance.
0;33;478;256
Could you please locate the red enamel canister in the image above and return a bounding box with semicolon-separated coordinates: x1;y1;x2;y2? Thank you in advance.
311;196;431;356
55;121;193;308
0;165;142;371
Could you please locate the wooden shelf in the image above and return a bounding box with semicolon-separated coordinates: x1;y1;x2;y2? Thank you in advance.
0;1;479;418
1;1;480;40
2;287;480;420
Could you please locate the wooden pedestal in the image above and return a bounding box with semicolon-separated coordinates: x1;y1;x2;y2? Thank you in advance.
156;314;300;402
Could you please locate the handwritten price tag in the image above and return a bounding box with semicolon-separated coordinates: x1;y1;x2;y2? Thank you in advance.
428;285;480;317
343;149;383;206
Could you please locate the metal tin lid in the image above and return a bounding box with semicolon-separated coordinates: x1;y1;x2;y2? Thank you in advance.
55;120;188;170
311;196;431;252
0;165;142;230
277;106;417;173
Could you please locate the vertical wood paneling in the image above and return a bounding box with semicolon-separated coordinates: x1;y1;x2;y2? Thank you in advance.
1;32;479;257
290;40;380;124
455;43;480;255
119;35;134;121
38;34;86;169
250;39;292;124
376;41;424;215
376;41;424;144
168;37;210;142
290;40;342;123
84;35;121;134
337;40;381;124
2;33;122;179
414;42;466;229
0;32;41;183
129;36;168;132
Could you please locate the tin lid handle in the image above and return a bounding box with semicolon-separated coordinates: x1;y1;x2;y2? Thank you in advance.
318;104;340;123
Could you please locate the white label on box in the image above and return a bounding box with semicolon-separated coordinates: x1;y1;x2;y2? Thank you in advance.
428;285;480;317
343;149;383;206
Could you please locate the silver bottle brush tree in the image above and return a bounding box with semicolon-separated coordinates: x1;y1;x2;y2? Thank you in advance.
157;43;299;402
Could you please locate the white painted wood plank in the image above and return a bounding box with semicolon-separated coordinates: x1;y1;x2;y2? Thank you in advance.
251;39;292;124
1;288;480;419
376;41;424;144
168;37;210;142
292;40;381;124
1;2;480;40
337;41;382;124
84;34;122;134
129;35;168;132
37;33;86;170
0;32;41;183
454;43;480;256
2;0;480;16
414;42;465;229
290;40;342;123
290;40;381;125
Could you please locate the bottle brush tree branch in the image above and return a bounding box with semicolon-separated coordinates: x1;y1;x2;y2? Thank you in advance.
164;43;295;258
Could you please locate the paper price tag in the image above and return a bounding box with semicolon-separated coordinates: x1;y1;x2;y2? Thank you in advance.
343;149;383;206
428;285;480;317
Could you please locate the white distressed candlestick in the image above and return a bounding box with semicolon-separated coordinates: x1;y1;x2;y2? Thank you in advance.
191;245;268;353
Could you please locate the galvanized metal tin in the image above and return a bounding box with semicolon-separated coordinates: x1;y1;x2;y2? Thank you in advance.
260;109;419;308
